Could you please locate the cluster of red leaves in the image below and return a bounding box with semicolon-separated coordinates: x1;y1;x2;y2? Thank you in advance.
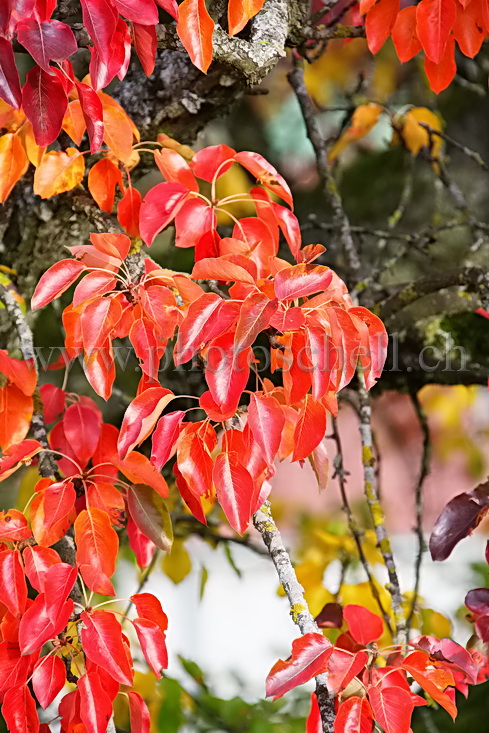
25;144;387;535
0;398;171;733
265;604;489;733
362;0;489;93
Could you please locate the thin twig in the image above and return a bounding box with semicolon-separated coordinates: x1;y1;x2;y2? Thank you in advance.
406;390;431;633
287;57;361;281
253;501;335;732
331;417;394;636
357;382;407;646
418;123;489;171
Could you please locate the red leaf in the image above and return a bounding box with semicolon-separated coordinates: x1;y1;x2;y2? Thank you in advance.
2;684;39;733
31;259;86;310
272;203;302;260
155;0;179;18
73;270;116;308
416;0;457;64
213;451;255;534
150;410;185;470
81;610;133;686
0;642;33;695
114;450;170;498
0;350;36;396
190;144;236;182
17;19;77;72
90;231;130;260
306;692;321;733
247;393;285;466
79;669;113;733
75;508;118;596
174;197;216;248
88;159;124;212
368;686;413;733
42;563;78;623
87;481;125;526
39;384;65;423
423;33;457;93
139;182;189;245
127;515;156;568
133;618;168;677
0;508;32;541
128;691;151;733
0;550;26;617
429;484;489;560
19;595;73;654
228;0;265;35
118;186;142;237
22;546;60;592
365;0;399;54
234;292;278;352
192;256;256;284
466;587;489;617
118;387;174;459
326;649;368;694
80;0;118;63
130;592;168;633
0;440;42;481
334;697;374;733
76;82;104;153
132;22;157;76
391;6;422;62
274;264;333;301
402;651;457;719
154;148;199;191
114;0;158;23
89;17;131;90
0;38;22;109
30;479;76;546
129;317;165;379
453;0;485;58
64;401;102;467
266;633;333;698
22;66;68;146
32;655;66;709
174;293;224;365
306;324;337;401
343;605;384;646
176;0;215;74
292;396;327;462
349;306;388;390
205;332;251;417
234;151;293;208
177;431;215;499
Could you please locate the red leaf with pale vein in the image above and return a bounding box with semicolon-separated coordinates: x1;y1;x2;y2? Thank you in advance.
0;38;21;108
2;684;39;733
234;151;293;207
128;691;151;733
114;0;158;23
0;440;42;481
234;292;278;352
81;610;133;686
90;231;130;260
247;393;285;466
118;386;174;458
205;332;251;417
151;410;185;470
266;633;333;698
228;0;265;35
32;655;66;709
118;186;142;237
416;0;456;63
76;82;104;153
75;508;118;596
133;618;168;677
191;257;256;284
19;595;73;654
174;292;222;365
174;197;216;248
140;182;190;245
292;396;326;462
42;563;78;623
130;593;168;633
274;264;333;301
31;259;86;310
22;66;68;146
190;144;236;181
22;546;60;592
343;605;384;646
129;317;165;379
368;686;413;733
64;401;101;466
80;0;118;63
127;515;156;568
213;451;255;534
79;669;113;733
402;651;457;719
177;0;215;74
326;649;368;694
0;643;33;696
0;550;26;617
132;22;158;76
177;432;215;499
349;306;388;390
155;0;179;18
17;19;77;72
334;697;374;733
0;508;32;541
306;324;337;401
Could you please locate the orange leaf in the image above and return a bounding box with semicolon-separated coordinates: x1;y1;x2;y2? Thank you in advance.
33;148;85;198
19;121;46;167
177;0;215;74
0;133;29;203
75;508;118;596
0;383;33;450
88;158;124;212
62;100;87;146
103;104;134;164
228;0;265;35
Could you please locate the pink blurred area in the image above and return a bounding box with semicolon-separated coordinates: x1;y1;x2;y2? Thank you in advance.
272;388;489;534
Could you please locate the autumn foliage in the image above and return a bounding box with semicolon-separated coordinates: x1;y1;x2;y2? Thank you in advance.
1;0;489;732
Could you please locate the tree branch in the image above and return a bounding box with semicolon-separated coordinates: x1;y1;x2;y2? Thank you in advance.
253;501;335;732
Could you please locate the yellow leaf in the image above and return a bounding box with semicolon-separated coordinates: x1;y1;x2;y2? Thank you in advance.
422;608;452;638
19;122;45;167
103;105;135;164
162;538;192;584
0;100;26;132
62;100;87;146
328;103;383;162
157;133;195;161
0;133;29;203
33;148;85;198
394;107;443;159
